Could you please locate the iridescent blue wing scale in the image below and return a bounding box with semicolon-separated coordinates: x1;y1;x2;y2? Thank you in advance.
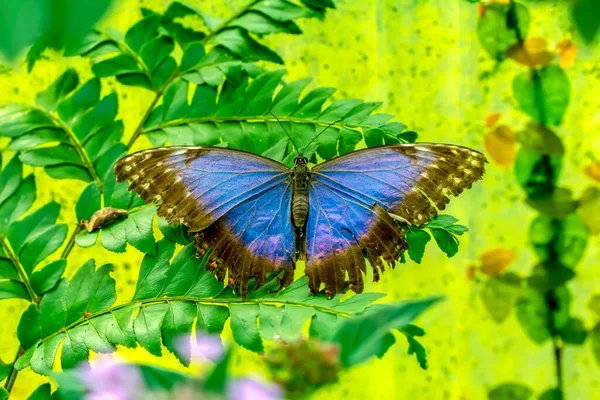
306;143;487;295
115;147;295;297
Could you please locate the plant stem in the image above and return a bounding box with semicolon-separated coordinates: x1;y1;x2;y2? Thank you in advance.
0;237;39;303
43;110;103;190
126;69;178;150
201;0;261;43
144;115;363;134
41;294;354;345
60;225;82;259
100;31;154;87
546;289;564;399
3;347;23;394
553;338;564;397
0;237;42;396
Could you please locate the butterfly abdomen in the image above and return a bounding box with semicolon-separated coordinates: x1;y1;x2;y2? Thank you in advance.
291;163;310;228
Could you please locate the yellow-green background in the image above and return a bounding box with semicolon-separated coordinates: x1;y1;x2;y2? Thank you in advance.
1;0;599;398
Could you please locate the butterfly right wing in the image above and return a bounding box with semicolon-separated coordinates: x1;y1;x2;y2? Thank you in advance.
115;147;295;296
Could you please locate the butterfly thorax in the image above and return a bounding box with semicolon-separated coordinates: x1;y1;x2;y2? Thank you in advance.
291;156;310;229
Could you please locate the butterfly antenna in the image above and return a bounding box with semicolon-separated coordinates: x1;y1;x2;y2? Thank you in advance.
299;118;343;155
269;112;301;156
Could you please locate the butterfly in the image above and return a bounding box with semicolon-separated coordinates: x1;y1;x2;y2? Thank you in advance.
115;137;486;298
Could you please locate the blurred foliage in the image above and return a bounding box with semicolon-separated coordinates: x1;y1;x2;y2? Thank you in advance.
0;0;113;67
468;1;599;399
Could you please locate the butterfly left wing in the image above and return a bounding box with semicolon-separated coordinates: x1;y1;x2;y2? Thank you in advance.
305;143;487;295
115;146;295;297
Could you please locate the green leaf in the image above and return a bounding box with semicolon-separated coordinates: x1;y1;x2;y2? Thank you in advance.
398;324;428;369
0;358;11;382
76;182;102;222
279;305;315;342
133;239;176;300
27;383;52;400
477;2;530;60
559;317;587;345
481;273;521;323
8;202;61;253
516;122;564;156
572;0;600;44
20;224;68;274
0;105;54;138
31;334;64;376
489;383;533;400
0;156;22;205
514;148;562;199
204;350;231;392
18;305;42;348
539;388;562;400
513;66;570;126
162;301;196;365
36;69;79;112
0;175;36;235
529;214;588;268
515;289;551;344
213;28;283;64
406;229;431;263
0;280;31;300
58;78;101;123
180;42;206;72
591;322;600;366
230;304;264;353
135;303;168;357
197;304;229;335
19;145;83;167
430;228;459;257
525;188;577;219
332;297;440;367
31;259;67;295
101;206;156;254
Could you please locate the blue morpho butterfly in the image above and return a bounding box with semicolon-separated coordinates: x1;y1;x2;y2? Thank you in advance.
115;120;487;298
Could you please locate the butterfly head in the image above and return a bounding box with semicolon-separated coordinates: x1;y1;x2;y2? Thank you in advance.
294;155;308;165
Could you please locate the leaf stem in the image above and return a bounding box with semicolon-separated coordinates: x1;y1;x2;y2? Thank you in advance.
201;0;261;43
3;347;22;394
43;110;103;190
0;236;40;396
143;115;365;134
60;225;83;259
126;69;179;150
0;236;39;303
100;31;154;88
41;295;354;345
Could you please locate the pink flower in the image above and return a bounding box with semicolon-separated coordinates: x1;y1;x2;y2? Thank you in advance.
176;334;224;363
81;355;145;400
227;377;283;400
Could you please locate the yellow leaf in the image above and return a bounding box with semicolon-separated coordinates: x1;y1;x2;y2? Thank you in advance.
584;162;600;182
485;112;501;128
466;265;477;281
484;125;516;168
558;39;577;69
480;249;516;276
506;37;555;67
